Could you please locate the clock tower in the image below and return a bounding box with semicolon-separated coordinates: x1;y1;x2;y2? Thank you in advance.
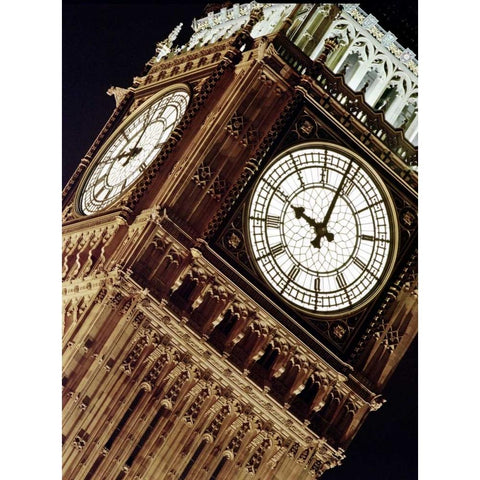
62;4;417;479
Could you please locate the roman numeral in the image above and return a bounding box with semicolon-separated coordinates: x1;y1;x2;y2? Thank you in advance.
270;243;285;257
93;174;110;198
320;166;329;185
336;272;347;289
340;164;358;196
314;277;321;292
355;199;384;214
340;178;354;196
360;234;375;242
139;162;148;173
287;265;300;282
275;189;288;202
353;257;367;271
266;215;281;228
360;234;390;243
255;244;285;261
289;154;305;187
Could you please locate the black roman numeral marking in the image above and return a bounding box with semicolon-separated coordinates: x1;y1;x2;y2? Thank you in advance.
320;166;329;185
289;154;305;187
360;234;390;243
270;243;285;257
340;164;358;197
275;189;288;202
287;265;300;282
340;178;354;196
360;234;375;242
336;272;347;289
355;199;384;214
353;257;367;271
266;215;281;228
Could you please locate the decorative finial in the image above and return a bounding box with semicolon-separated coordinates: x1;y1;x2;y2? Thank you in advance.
155;23;183;61
316;35;340;64
167;23;183;45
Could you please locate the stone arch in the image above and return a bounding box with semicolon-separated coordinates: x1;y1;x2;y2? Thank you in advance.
230;319;270;370
170;267;209;310
327;19;357;71
290;370;330;418
335;400;359;444
189;282;230;334
208;301;251;352
271;353;311;403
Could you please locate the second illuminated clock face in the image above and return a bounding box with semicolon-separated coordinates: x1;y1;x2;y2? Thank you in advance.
247;145;397;315
79;88;190;215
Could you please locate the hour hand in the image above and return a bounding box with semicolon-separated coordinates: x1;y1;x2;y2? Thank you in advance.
311;227;334;248
292;206;317;228
292;205;334;247
114;146;143;166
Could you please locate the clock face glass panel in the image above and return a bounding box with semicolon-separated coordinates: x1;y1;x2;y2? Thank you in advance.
79;88;190;215
246;145;396;315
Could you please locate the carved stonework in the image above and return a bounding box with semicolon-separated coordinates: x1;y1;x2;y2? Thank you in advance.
331;322;348;342
63;4;417;478
241;125;259;147
192;162;214;187
204;88;304;240
226;111;245;138
119;53;241;213
400;205;417;231
297;115;317;137
107;86;129;107
207;174;229;200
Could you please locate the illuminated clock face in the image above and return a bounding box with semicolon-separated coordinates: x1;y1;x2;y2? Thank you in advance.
78;88;190;215
247;145;397;315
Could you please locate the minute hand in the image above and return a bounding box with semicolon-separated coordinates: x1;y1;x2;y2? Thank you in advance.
322;162;352;226
119;106;158;167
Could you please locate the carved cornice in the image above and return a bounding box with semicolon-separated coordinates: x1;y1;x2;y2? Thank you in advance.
147;38;235;74
136;292;345;460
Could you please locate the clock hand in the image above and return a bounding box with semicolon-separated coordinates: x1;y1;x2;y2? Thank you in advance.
309;163;353;246
311;224;334;248
292;206;334;248
107;146;144;173
292;206;317;227
116;105;159;167
119;146;142;166
321;162;353;227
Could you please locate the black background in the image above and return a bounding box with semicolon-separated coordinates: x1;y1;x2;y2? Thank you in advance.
62;2;418;479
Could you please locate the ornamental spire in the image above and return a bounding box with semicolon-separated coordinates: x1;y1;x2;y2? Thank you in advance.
155;23;183;61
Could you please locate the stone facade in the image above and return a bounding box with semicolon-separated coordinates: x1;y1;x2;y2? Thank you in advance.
62;4;417;479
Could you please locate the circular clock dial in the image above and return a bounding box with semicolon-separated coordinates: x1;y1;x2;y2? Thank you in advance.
79;88;190;215
246;145;397;315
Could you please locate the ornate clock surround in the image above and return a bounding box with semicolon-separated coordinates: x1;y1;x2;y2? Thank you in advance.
74;84;191;216
212;104;417;355
244;141;399;318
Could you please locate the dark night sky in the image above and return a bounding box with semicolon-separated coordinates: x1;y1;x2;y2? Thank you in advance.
62;2;418;479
